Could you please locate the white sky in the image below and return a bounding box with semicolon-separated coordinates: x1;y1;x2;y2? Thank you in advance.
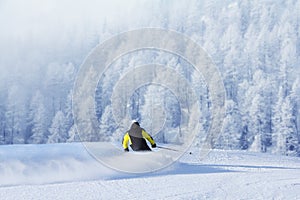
0;0;149;72
0;0;139;40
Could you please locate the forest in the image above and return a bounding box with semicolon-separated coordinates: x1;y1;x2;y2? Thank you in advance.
0;0;299;156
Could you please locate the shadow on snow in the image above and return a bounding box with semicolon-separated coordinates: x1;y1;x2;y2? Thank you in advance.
107;161;300;181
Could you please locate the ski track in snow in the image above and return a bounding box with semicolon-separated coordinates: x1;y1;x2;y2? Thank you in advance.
0;143;300;200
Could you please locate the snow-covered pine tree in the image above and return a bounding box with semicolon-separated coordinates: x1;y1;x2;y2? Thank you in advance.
249;133;262;153
67;125;80;143
237;79;252;149
5;85;27;144
249;93;265;152
272;85;298;156
28;91;49;144
64;91;74;133
290;78;300;145
0;101;6;144
48;111;68;143
217;100;242;150
74;66;99;142
98;106;115;142
281;95;298;156
140;85;166;140
272;86;284;155
270;20;298;155
44;62;76;121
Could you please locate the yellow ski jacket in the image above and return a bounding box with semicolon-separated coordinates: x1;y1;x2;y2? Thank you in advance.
122;123;156;151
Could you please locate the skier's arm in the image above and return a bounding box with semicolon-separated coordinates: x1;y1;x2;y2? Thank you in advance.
122;133;130;151
142;130;156;147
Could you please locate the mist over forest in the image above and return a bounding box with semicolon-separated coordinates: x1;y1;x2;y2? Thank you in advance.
0;0;299;156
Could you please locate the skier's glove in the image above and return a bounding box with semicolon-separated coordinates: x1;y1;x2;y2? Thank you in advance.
152;143;156;148
124;148;129;152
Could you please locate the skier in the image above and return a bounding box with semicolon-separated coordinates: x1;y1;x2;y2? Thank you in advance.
122;121;156;152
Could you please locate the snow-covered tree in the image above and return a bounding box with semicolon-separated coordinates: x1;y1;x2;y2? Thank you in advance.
64;91;74;133
272;86;298;156
44;62;76;118
48;111;68;143
4;85;27;144
67;125;80;143
281;96;298;156
290;78;300;141
0;102;6;145
249;134;262;153
98;106;116;142
28;91;49;144
74;66;100;142
140;85;166;138
217;100;242;150
249;93;267;152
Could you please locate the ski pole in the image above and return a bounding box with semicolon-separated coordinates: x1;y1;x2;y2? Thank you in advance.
156;145;179;152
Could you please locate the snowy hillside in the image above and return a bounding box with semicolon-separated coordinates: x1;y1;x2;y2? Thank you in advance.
1;0;300;199
1;143;300;199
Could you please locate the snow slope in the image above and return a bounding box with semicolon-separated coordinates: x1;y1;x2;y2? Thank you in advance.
1;143;300;199
83;142;182;173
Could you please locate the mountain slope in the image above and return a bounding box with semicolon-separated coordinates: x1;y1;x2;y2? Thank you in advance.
0;143;300;199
